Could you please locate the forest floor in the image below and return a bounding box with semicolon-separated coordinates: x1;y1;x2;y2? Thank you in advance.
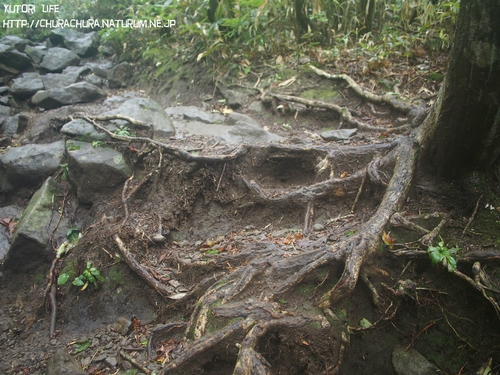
1;47;500;375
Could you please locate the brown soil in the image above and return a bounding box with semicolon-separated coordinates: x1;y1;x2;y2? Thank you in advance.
1;57;500;375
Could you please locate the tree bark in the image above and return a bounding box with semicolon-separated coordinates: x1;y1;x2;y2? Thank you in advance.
418;0;500;179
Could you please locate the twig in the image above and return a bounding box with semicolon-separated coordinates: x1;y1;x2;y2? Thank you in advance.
121;175;134;226
49;283;57;338
405;321;436;350
303;201;314;235
462;195;482;237
351;168;367;213
216;163;226;192
119;349;151;374
50;190;69;250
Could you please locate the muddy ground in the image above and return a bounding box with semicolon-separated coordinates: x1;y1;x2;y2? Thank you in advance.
1;59;500;375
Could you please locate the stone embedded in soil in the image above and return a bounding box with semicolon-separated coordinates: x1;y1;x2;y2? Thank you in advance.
4;177;65;272
320;128;357;141
0;140;65;187
103;97;175;139
39;47;81;73
165;105;226;124
392;345;442;375
60;118;109;142
0;205;24;263
108;62;131;89
225;112;260;127
0;44;32;70
32;82;106;109
46;348;88;375
66;140;132;204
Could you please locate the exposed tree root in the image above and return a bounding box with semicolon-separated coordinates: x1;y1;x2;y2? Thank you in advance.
81;65;454;374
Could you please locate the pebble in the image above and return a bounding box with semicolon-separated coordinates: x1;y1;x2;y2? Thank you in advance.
104;356;118;367
312;223;324;231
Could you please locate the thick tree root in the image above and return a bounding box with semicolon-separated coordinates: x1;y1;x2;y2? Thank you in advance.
233;317;310;375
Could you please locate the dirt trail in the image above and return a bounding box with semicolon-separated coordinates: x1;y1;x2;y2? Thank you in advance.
1;62;500;375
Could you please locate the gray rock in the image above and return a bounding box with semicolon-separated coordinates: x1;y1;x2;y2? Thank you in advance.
66;140;132;204
225;112;260;126
222;121;283;144
108;62;131;89
0;35;32;51
46;348;87;375
111;316;131;336
50;28;99;57
312;223;324;231
32;82;106;109
222;89;247;109
0;140;65;186
39;47;80;73
104;97;175;139
41;65;91;89
104;357;118;368
320;128;357;141
11;72;44;98
60;118;108;141
247;100;266;114
91;66;109;79
4;177;62;272
165;105;225;124
0;44;32;70
24;45;46;64
392;346;441;375
0;170;13;193
0;205;24;263
85;74;103;87
1;114;20;137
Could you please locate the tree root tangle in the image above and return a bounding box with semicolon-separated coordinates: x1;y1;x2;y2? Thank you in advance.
71;66;496;374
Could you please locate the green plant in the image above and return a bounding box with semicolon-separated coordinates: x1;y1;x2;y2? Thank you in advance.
114;126;132;136
60;163;69;180
427;240;459;272
58;262;105;290
92;140;103;148
67;142;81;151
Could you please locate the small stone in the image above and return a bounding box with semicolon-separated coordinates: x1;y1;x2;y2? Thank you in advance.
312;223;325;231
104;356;118;368
111;316;131;336
320;128;357;141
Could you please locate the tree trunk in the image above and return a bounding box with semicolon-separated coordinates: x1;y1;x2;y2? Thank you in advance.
418;0;500;179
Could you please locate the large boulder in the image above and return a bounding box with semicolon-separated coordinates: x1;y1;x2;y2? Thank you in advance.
32;82;106;109
108;62;131;89
165;105;225;124
49;28;99;57
66;140;132;204
24;44;46;64
0;44;32;70
11;72;45;98
104;97;175;139
4;177;63;272
0;141;65;186
41;65;91;89
39;47;80;73
0;35;32;51
60;118;109;142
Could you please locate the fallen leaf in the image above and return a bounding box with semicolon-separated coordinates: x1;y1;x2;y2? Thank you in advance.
382;231;395;245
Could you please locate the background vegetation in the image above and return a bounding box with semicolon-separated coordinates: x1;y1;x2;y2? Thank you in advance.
1;0;459;78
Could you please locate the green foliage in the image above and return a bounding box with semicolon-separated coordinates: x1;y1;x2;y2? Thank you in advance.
60;163;69;180
59;262;105;290
114;125;132;136
427;241;459;272
205;248;220;255
91;140;103;148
